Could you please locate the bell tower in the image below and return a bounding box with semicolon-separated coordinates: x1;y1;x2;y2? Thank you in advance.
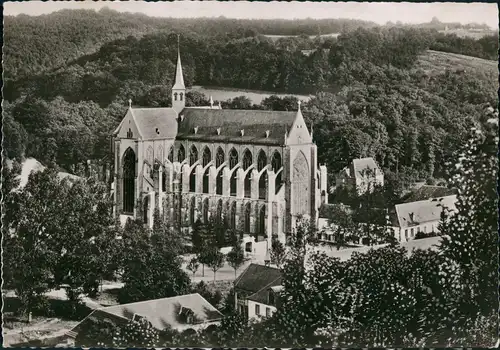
172;34;186;114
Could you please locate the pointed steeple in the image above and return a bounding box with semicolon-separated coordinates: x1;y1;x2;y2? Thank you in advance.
173;34;185;90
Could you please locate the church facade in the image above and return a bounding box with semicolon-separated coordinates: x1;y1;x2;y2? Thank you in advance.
112;44;328;247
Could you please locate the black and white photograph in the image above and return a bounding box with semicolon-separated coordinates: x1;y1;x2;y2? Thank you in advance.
2;0;498;347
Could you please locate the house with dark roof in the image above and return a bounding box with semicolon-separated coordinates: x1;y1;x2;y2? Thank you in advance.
336;157;384;195
234;263;283;320
66;293;223;345
112;37;328;253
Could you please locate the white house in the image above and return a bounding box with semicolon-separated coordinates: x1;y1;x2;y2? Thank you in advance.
393;195;457;242
234;263;282;321
336;157;384;195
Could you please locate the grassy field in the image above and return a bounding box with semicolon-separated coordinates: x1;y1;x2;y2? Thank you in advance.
417;49;498;79
262;33;340;42
438;29;497;39
189;85;313;105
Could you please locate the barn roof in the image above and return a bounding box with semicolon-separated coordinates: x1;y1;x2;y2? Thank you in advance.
395;195;457;229
67;293;222;338
234;263;282;294
177;108;297;145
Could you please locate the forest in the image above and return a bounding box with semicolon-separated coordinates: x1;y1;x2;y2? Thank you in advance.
3;8;498;190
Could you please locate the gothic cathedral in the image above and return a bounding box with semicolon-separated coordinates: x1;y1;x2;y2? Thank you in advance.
112;40;328;250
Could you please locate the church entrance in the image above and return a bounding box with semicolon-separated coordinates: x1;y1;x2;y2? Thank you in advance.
122;148;136;214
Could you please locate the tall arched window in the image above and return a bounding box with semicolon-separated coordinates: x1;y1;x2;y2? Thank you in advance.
272;151;283;189
259;172;267;200
168;147;174;163
178;145;185;163
230;171;237;197
216;169;223;195
257;150;267;171
122;148;136;214
203;168;210;194
244;202;252;234
292;151;310;215
216;199;223;224
174;92;178;101
259;205;266;236
157;146;164;164
216;147;225;168
229;148;238;169
203;198;209;223
180;92;184;101
143;195;150;225
190;197;196;226
189;168;196;193
242;149;252;170
244;172;251;198
230;202;237;230
190;145;198;166
147;146;154;165
202;147;212;167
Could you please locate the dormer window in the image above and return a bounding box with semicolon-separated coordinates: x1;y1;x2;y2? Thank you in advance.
194;127;198;134
240;129;245;137
179;306;195;324
265;130;270;138
216;128;221;135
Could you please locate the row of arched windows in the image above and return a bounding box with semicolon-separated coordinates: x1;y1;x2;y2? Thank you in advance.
188;198;267;235
173;145;282;172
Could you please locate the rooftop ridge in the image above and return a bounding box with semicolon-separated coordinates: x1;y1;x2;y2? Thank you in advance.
103;292;203;310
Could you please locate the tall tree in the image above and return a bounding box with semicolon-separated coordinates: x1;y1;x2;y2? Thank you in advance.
226;238;247;278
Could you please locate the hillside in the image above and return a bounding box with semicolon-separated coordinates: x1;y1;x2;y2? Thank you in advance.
3;8;376;81
417;50;497;79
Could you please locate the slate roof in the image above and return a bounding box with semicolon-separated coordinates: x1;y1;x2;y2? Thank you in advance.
67;293;222;337
177;108;297;145
234;263;282;295
395;195;457;228
403;185;457;203
130;107;178;140
172;51;185;90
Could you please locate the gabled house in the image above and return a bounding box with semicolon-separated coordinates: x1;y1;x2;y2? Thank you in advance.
393;195;457;242
66;293;223;345
234;263;282;320
336;157;384;195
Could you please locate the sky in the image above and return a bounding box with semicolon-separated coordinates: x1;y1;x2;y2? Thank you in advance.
3;1;498;28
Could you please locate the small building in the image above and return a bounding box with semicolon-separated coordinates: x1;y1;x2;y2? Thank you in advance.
66;293;223;345
393;195;457;242
234;263;282;321
336;157;384;195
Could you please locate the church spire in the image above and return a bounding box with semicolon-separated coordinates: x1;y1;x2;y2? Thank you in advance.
172;34;186;113
173;34;185;90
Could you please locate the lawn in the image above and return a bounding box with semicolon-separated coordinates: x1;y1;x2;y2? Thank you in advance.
189;85;313;105
417;49;498;79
